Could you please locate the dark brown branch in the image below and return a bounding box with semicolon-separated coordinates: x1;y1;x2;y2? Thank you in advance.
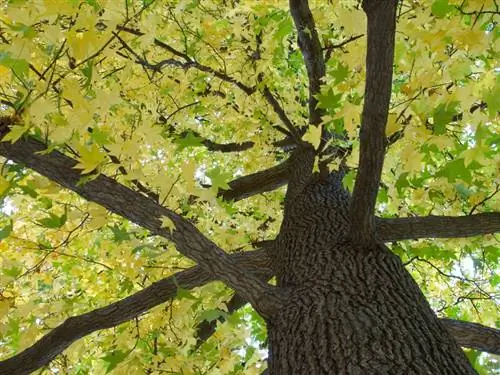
0;134;284;319
324;34;364;62
219;159;291;201
350;0;397;245
117;26;255;94
440;319;500;355
289;0;326;126
377;213;500;241
262;87;301;140
0;249;272;375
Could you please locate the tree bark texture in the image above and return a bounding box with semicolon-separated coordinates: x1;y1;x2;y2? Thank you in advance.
266;152;477;374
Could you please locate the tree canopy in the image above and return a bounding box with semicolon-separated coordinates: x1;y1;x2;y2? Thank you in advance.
0;0;499;374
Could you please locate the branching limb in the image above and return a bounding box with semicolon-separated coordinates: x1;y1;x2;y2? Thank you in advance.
377;212;500;241
117;26;296;135
350;0;397;245
289;0;326;127
219;159;291;201
0;249;271;375
440;319;500;355
324;34;364;62
0;134;285;319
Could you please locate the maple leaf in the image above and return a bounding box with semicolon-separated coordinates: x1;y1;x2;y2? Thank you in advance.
206;167;232;191
316;88;342;111
73;144;106;174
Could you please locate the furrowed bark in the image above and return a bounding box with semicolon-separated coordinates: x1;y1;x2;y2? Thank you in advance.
0;135;284;318
350;0;397;245
440;319;500;355
289;0;326;126
269;164;476;373
377;213;500;241
0;250;272;375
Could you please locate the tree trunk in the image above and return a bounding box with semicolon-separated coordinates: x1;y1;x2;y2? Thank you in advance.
266;152;477;374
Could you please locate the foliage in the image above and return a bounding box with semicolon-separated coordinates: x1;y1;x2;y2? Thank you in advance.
0;0;498;373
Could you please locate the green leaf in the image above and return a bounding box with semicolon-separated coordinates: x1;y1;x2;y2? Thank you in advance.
331;62;349;85
101;350;129;373
110;224;130;243
0;220;13;240
435;159;472;183
20;185;38;198
316;88;342;111
274;17;293;41
0;52;29;78
454;183;470;199
37;209;67;229
176;287;197;300
431;0;452;18
80;60;93;88
176;132;204;150
395;172;410;195
432;102;459;135
342;170;355;192
206;167;232;190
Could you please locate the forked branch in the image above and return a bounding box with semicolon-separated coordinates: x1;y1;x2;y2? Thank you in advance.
0;133;284;319
0;249;272;375
350;0;397;245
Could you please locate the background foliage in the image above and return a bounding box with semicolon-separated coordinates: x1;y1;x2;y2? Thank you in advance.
0;0;498;373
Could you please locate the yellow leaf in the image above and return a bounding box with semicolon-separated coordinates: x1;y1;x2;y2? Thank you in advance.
0;176;10;195
160;215;176;232
73;144;106;174
181;160;196;194
385;113;401;136
334;102;360;137
302;125;322;149
400;144;422;173
469;192;486;206
0;300;11;319
461;145;490;167
2;124;30;143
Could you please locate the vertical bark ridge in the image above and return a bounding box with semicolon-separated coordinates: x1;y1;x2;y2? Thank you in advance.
268;173;476;374
268;244;476;374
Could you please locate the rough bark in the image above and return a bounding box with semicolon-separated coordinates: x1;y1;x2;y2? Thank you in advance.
0;239;497;374
377;213;500;241
289;0;326;126
267;167;477;374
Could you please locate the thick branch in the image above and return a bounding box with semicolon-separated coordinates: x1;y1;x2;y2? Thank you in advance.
0;134;283;318
377;213;500;241
289;0;326;126
220;159;291;201
440;319;500;355
350;0;397;245
0;250;272;375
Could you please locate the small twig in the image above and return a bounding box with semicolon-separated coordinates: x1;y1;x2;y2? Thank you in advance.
324;34;364;62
